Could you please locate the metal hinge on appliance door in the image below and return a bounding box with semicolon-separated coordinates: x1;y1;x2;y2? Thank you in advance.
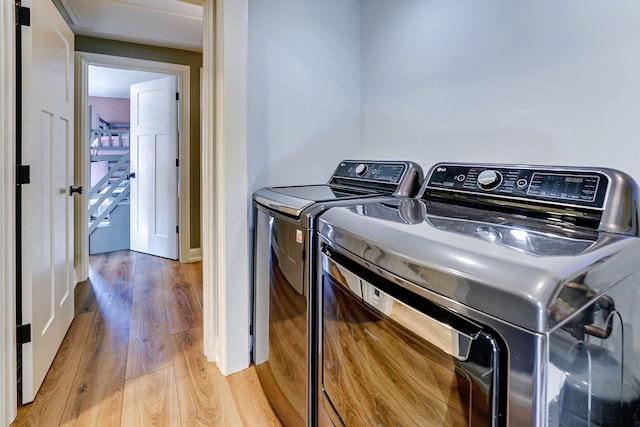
16;5;30;26
17;324;31;345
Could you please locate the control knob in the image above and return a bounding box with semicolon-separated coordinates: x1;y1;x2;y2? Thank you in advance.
477;170;503;190
355;164;368;177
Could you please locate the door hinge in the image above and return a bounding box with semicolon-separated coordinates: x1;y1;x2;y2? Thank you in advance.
176;92;180;101
249;324;253;335
176;225;179;234
176;158;179;167
16;5;30;27
17;165;30;185
17;324;31;345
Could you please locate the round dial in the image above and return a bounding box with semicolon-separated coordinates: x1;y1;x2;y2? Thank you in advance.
355;164;368;177
477;170;503;190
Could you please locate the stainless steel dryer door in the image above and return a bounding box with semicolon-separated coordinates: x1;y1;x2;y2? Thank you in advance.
320;247;502;427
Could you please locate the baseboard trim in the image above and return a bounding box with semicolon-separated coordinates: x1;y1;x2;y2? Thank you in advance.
188;247;202;262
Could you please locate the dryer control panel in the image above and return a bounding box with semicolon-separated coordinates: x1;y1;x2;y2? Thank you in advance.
333;161;407;184
329;160;424;198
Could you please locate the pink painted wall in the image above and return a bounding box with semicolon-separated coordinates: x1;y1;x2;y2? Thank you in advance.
89;96;130;127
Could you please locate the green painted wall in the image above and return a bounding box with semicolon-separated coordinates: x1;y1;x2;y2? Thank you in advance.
76;36;202;249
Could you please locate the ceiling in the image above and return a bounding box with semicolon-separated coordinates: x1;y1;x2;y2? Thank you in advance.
55;0;204;52
88;66;169;98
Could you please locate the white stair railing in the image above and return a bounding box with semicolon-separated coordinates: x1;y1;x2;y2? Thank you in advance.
88;152;130;198
88;185;130;234
88;153;130;234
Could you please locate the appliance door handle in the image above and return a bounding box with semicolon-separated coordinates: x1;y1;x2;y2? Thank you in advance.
322;248;476;361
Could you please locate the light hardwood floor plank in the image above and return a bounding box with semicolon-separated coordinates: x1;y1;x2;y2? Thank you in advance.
11;312;95;427
185;261;203;311
228;366;282;427
74;278;98;315
90;250;136;297
121;365;181;426
134;250;163;275
126;269;173;380
59;288;132;426
164;261;203;334
171;327;243;426
12;251;280;427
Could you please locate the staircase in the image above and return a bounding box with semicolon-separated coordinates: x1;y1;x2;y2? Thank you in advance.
88;146;131;254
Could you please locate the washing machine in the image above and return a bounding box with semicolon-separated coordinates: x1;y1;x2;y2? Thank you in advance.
318;162;640;426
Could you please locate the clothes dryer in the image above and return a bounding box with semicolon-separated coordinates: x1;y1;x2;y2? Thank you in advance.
252;160;423;426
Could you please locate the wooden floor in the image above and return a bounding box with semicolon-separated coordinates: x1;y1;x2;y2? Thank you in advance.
11;250;281;427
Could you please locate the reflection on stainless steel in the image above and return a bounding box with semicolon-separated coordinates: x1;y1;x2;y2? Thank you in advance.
271;219;304;295
259;246;307;427
321;252;499;427
427;215;597;256
324;251;474;361
347;198;425;225
319;197;640;334
549;278;616;341
548;302;640;427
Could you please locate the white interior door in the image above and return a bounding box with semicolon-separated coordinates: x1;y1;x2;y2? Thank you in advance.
130;77;179;259
20;0;75;404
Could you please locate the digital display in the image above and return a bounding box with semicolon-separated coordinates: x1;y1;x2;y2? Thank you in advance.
564;177;584;184
374;165;405;182
527;173;600;202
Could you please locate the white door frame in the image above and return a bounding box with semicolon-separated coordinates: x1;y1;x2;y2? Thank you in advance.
75;53;192;281
202;0;250;375
0;0;17;423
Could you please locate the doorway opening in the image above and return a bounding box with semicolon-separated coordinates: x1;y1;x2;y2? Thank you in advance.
76;53;193;281
87;65;170;255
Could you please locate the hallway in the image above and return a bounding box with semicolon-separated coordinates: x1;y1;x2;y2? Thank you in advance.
11;251;280;426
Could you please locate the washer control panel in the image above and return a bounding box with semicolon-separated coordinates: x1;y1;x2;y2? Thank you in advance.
333;161;407;184
426;163;609;209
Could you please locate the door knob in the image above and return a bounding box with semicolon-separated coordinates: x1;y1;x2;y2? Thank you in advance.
129;172;136;179
70;185;83;196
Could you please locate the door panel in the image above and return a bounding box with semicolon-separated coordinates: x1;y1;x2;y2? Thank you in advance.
20;0;75;404
130;77;178;259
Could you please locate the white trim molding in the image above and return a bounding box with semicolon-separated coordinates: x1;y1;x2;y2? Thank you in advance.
203;0;250;375
202;0;218;363
1;0;17;423
75;52;193;281
188;247;202;262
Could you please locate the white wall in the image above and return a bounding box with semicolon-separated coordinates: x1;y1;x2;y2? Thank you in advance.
248;0;362;191
361;0;640;183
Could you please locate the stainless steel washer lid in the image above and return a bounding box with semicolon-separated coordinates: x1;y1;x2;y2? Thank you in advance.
318;200;640;333
253;184;384;218
253;160;424;218
253;185;320;217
